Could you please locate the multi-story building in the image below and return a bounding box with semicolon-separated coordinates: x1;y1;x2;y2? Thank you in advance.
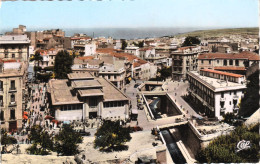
171;46;208;81
0;60;28;131
71;57;104;76
125;46;140;57
197;51;260;74
37;48;61;68
48;72;130;121
0;35;31;62
99;60;126;90
187;69;246;119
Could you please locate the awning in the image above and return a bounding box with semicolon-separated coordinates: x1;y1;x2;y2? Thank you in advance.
45;115;54;120
23;115;28;120
51;119;59;124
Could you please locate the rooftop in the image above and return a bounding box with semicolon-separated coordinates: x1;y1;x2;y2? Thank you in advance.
97;77;129;101
78;89;104;97
201;69;244;78
67;72;94;80
71;80;102;88
188;71;246;92
0;35;30;44
198;51;260;60
49;80;82;105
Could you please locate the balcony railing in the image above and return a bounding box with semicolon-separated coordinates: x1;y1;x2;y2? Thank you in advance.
9;87;16;92
220;97;225;102
9;102;17;107
233;95;239;100
4;50;8;53
220;107;226;112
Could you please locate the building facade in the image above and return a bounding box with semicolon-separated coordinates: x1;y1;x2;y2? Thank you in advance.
198;51;260;74
0;35;31;62
0;61;28;131
187;70;246;119
48;72;130;122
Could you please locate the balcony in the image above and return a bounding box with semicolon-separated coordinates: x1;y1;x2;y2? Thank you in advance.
4;49;8;53
220;97;225;102
220;107;226;112
9;87;17;92
233;95;239;100
18;49;22;53
89;106;98;112
9;101;17;107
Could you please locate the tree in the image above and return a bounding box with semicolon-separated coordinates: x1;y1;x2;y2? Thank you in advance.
239;70;259;117
94;120;132;152
54;124;83;156
30;51;43;81
1;129;17;146
138;40;144;48
158;66;172;80
121;40;128;50
197;124;260;163
182;36;201;47
27;125;53;155
54;50;73;79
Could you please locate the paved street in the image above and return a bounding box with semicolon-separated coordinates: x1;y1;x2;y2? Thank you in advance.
124;80;201;131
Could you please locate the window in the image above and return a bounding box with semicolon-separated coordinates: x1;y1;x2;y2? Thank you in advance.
209;60;211;64
230;91;231;95
11;80;15;90
224;60;227;66
11;94;15;102
0;96;3;106
221;92;224;98
217;60;219;64
234;90;237;95
201;60;204;64
108;75;110;79
0;81;3;91
235;60;239;66
12;54;15;58
10;109;15;120
229;60;233;65
0;111;4;121
89;98;98;107
5;54;8;58
114;75;117;80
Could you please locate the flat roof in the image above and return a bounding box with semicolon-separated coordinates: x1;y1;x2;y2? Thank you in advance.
49;80;82;105
67;72;94;80
188;71;246;92
78;89;104;97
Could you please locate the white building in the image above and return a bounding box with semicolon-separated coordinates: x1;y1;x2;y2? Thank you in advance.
187;69;246;119
125;46;140;57
85;42;97;56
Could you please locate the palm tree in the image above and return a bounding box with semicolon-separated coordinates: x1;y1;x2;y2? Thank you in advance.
30;51;43;82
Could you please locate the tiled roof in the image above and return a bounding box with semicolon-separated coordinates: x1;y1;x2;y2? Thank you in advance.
198;51;260;60
214;66;246;71
201;69;244;78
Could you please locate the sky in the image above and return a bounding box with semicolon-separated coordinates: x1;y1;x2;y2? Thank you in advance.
0;0;258;30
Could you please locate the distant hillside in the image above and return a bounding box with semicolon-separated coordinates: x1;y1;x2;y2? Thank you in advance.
175;27;259;38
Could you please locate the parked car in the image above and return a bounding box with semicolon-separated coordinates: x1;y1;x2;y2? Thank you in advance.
130;126;143;132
